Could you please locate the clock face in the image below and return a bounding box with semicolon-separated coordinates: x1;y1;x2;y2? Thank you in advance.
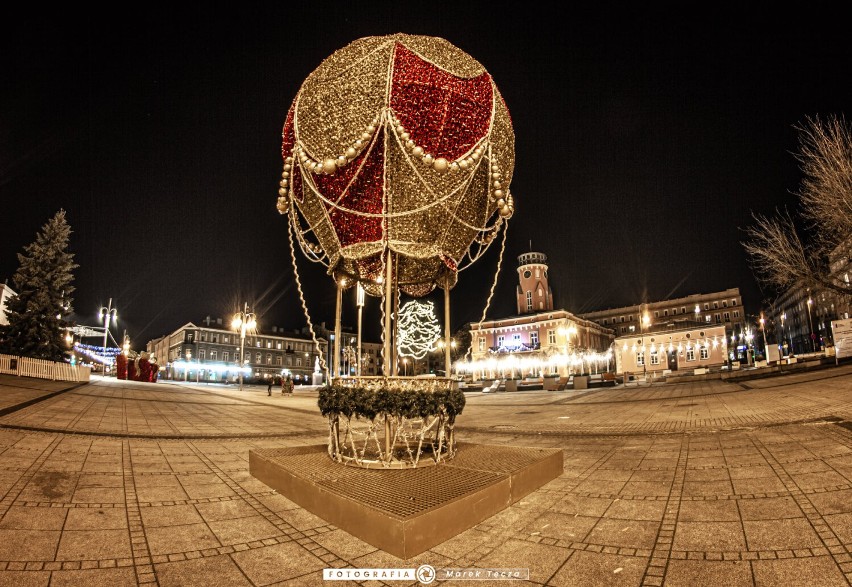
523;270;531;279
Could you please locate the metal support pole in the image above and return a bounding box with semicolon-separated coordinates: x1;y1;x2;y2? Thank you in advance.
383;252;393;377
444;286;451;378
356;283;364;377
334;282;343;380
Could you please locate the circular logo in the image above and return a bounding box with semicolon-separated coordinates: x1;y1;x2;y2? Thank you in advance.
416;564;436;584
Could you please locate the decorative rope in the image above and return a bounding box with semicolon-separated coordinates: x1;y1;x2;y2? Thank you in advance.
287;205;330;380
465;220;509;362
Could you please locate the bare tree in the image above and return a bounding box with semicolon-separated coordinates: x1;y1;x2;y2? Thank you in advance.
742;114;852;298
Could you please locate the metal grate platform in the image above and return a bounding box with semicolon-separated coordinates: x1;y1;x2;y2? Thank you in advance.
250;442;563;559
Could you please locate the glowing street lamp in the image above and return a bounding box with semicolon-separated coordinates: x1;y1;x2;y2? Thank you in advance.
98;298;117;375
231;303;257;391
745;329;754;366
806;296;815;352
185;349;190;382
780;312;788;356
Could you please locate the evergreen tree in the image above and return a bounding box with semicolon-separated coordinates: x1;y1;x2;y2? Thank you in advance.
1;210;78;360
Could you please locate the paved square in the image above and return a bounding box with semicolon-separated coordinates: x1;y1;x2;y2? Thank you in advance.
0;364;851;585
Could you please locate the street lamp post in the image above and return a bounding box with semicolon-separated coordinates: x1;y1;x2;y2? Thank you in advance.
745;329;754;366
98;298;117;375
806;297;815;352
185;350;190;382
759;314;768;365
231;303;257;391
780;312;788;356
641;313;650;382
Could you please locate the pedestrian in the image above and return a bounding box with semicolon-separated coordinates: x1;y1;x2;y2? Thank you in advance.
282;375;293;396
267;379;273;396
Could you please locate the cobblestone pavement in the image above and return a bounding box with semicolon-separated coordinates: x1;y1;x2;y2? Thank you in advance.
0;364;850;586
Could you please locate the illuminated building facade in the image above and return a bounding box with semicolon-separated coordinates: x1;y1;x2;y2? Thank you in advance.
613;322;728;376
578;288;746;338
147;317;327;384
462;253;614;379
0;283;16;326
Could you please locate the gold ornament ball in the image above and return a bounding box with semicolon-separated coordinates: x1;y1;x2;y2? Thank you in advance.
322;159;337;174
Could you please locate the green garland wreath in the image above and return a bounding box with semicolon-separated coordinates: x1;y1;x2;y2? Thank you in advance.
318;384;466;420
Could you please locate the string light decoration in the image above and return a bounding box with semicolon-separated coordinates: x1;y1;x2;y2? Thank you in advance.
278;34;515;297
397;300;441;360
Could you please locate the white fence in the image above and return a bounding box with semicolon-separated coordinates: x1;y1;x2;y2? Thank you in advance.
0;354;91;383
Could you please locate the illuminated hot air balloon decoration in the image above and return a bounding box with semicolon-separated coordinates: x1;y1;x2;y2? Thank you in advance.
278;34;515;466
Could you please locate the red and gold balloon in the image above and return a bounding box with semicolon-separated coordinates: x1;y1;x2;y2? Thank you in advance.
278;34;515;296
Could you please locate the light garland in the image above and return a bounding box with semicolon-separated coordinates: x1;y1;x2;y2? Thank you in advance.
73;342;121;365
397;299;442;360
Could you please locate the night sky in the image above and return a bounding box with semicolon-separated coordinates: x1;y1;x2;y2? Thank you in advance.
2;6;849;348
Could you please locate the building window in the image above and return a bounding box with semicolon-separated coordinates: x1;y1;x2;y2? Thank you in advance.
723;312;730;321
276;342;282;350
733;310;740;318
713;302;718;309
654;311;659;318
715;313;721;323
636;352;645;366
681;307;686;314
265;354;271;364
722;301;728;308
705;315;711;323
731;299;738;306
531;332;539;346
629;325;636;333
210;351;217;361
296;358;302;367
267;341;272;349
621;327;626;333
512;334;522;347
478;337;485;351
602;319;608;325
548;329;556;344
700;347;709;360
497;335;504;347
650;351;660;365
275;356;282;365
686;348;695;361
526;291;532;311
199;349;205;360
704;303;709;310
255;352;261;363
223;351;229;362
664;309;668;317
287;356;292;366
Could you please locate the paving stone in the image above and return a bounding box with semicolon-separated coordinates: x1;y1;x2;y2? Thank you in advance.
1;367;851;585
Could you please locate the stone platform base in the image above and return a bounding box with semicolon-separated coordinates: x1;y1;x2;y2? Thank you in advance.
249;443;563;559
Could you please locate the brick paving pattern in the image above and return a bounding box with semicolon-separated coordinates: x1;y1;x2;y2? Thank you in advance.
0;364;850;585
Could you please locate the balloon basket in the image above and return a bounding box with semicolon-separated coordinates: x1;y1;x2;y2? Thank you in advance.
320;377;464;469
